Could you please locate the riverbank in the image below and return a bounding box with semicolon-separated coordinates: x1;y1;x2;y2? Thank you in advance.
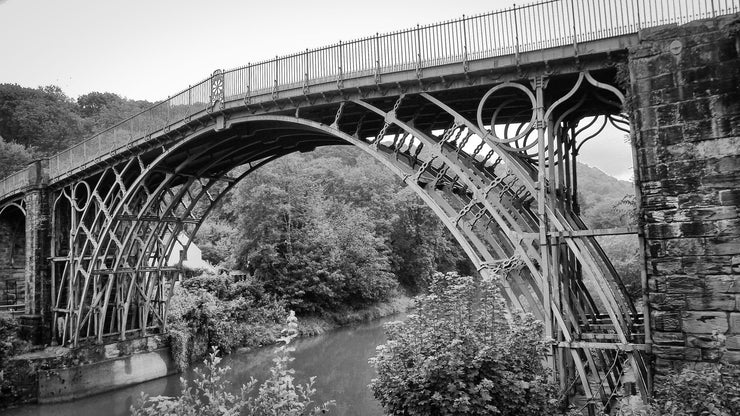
3;308;407;416
169;294;414;370
0;295;413;411
293;295;413;337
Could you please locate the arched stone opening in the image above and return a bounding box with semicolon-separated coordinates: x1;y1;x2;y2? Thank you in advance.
0;202;26;313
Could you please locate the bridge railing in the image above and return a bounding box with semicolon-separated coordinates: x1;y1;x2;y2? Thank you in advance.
0;166;33;200
2;0;739;197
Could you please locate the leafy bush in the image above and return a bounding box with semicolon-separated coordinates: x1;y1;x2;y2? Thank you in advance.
167;281;287;358
132;311;333;416
610;364;740;416
0;315;28;368
370;272;559;416
181;272;232;298
654;365;740;416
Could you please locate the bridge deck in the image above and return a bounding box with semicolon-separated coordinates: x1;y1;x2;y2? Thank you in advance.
2;0;738;202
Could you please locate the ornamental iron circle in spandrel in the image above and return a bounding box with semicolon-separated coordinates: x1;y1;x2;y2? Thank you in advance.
72;181;91;212
210;69;224;107
476;82;537;150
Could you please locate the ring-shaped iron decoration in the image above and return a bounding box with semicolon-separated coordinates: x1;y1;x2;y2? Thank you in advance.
73;181;91;212
476;82;537;146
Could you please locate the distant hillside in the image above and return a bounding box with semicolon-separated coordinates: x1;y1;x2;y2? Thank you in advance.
576;162;636;228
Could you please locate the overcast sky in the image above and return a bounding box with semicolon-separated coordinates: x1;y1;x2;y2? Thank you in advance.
0;0;633;180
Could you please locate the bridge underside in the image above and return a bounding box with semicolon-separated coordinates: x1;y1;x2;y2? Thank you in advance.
33;62;650;409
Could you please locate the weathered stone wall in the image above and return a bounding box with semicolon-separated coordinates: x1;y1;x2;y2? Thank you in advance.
0;335;171;407
22;189;51;344
629;14;740;376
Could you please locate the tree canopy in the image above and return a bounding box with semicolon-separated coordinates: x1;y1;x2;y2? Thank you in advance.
0;83;154;168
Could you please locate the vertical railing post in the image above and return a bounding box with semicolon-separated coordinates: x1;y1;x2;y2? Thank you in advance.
337;41;344;89
221;73;226;106
570;0;579;56
514;4;520;63
273;57;279;100
374;33;381;85
416;24;422;79
462;15;469;72
187;85;192;117
711;0;717;17
304;49;310;95
246;63;251;104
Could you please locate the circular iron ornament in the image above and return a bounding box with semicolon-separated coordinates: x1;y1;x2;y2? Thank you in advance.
476;82;537;145
72;181;91;212
210;69;224;105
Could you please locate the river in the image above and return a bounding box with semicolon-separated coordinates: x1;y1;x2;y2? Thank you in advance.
2;314;403;416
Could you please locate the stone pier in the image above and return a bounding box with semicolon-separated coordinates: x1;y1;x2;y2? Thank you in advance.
629;14;740;375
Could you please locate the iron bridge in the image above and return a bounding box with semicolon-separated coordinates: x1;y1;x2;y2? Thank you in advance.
2;0;739;410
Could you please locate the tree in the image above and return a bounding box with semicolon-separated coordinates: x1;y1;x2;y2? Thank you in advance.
76;91;153;133
196;220;236;266
0;136;34;177
388;188;471;293
228;154;398;314
0;84;87;154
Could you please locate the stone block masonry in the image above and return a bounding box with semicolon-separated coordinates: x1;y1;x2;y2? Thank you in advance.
0;212;25;309
23;189;51;344
629;13;740;375
0;335;173;407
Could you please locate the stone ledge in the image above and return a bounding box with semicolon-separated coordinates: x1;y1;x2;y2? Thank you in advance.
37;347;176;404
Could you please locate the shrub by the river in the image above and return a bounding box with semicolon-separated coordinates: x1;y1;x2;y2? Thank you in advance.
167;278;288;367
657;364;740;415
132;311;333;416
0;315;29;367
611;363;740;416
369;272;559;416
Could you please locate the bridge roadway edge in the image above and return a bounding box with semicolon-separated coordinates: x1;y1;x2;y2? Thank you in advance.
629;13;740;381
0;35;636;202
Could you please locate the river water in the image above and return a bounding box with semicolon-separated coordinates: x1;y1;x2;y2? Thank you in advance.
3;314;403;416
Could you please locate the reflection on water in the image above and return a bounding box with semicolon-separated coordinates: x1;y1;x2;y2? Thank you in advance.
3;314;403;416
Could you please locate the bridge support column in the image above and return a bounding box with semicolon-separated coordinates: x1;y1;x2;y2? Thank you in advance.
19;161;51;344
629;14;740;379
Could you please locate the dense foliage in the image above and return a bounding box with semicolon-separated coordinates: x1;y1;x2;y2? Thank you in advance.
611;364;740;416
0;136;33;177
196;148;472;314
168;274;287;359
653;365;740;415
0;316;28;369
132;312;333;416
0;83;153;163
370;272;559;416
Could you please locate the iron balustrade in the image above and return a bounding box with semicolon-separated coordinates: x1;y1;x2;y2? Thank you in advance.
0;167;32;199
1;0;739;201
